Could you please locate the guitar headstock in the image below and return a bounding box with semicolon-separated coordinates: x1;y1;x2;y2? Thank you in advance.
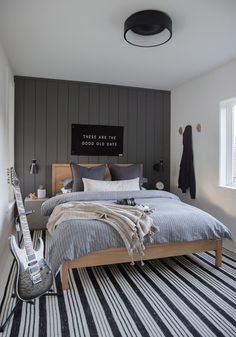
7;167;20;187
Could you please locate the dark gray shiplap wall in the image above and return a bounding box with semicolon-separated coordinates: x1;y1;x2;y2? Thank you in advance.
15;76;170;197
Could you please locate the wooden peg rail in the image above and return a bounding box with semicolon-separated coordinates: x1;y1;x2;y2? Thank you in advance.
178;124;202;135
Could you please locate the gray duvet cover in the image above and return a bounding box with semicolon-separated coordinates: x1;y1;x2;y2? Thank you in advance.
41;190;232;273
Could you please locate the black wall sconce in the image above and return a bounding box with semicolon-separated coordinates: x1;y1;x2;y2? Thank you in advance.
153;159;164;172
29;159;39;174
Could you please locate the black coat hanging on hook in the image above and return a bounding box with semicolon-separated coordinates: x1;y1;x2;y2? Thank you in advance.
178;125;196;199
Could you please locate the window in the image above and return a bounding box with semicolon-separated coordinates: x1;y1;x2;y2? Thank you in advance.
5;71;15;204
220;97;236;187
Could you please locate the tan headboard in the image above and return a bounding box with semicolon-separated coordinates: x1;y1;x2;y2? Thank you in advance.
52;163;143;195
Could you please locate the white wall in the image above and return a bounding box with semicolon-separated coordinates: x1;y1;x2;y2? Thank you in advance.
171;58;236;252
0;41;14;301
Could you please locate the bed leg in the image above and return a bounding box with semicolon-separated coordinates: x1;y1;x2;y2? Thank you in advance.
60;262;69;290
215;240;222;268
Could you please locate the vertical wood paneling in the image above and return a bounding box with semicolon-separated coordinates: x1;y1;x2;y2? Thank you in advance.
23;79;35;196
46;80;58;195
89;85;99;163
57;81;68;162
15;77;170;196
68;82;79;163
35;79;47;190
154;92;163;164
127;88;137;163
109;87;119;125
163;91;171;191
153;92;165;189
118;87;128;163
99;86;109;164
108;87;119;164
145;90;155;187
14;77;25;191
136;90;146;172
78;84;89;163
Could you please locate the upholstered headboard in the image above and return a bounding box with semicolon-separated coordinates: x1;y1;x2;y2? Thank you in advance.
52;163;143;195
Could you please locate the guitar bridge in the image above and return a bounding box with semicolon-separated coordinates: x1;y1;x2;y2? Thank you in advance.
28;259;42;284
31;274;42;285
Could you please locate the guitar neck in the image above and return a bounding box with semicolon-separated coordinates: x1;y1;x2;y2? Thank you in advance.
14;186;34;256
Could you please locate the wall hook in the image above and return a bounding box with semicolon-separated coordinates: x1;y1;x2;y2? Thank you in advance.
178;127;183;135
196;123;201;132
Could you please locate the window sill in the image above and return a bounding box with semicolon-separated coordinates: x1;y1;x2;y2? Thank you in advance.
218;184;236;191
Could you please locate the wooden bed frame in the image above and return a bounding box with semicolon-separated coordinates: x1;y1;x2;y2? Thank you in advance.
51;163;223;291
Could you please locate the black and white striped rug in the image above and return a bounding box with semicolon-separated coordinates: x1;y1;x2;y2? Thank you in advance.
0;231;236;337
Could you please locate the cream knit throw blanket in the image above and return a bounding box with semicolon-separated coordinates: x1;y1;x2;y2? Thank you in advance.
47;202;158;256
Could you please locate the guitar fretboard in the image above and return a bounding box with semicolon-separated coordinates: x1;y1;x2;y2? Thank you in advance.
14;186;34;257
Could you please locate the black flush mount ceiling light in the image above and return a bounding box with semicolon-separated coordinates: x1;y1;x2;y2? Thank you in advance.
124;10;172;47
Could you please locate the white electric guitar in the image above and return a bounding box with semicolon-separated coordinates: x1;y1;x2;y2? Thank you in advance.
7;167;53;301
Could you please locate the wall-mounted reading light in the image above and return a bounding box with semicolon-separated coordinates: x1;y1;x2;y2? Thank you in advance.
153;159;164;172
29;159;38;174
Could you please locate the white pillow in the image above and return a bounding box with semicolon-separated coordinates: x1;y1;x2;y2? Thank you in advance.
82;177;140;192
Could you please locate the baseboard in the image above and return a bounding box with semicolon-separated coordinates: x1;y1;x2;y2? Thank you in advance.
0;207;14;304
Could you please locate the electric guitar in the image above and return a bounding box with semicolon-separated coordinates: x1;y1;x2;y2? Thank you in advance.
7;167;53;301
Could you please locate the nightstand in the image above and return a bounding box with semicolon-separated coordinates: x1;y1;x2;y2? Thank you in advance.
24;197;49;230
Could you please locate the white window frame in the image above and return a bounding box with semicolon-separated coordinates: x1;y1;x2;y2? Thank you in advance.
6;71;15;205
220;97;236;188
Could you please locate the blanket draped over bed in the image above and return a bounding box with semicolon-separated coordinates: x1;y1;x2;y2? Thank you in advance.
47;202;157;256
41;190;233;274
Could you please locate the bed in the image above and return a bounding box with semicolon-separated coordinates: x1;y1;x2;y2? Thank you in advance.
42;163;232;290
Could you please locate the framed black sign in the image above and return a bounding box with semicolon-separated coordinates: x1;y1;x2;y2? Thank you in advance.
71;124;124;156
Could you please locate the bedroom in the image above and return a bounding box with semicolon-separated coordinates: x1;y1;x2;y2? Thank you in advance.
0;0;236;336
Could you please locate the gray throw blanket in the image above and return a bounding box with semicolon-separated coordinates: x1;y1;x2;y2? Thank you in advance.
47;202;157;256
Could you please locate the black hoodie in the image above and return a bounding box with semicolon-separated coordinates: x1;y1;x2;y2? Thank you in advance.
178;125;196;199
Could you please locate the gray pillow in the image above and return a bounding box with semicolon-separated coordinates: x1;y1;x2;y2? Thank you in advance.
70;162;106;191
109;164;141;181
60;178;73;190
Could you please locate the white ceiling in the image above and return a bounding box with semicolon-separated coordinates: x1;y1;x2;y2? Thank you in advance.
0;0;236;90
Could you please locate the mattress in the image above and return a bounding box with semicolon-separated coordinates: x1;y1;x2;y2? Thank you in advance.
41;190;232;273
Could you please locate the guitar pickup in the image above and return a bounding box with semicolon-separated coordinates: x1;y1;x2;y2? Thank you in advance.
27;254;37;262
31;274;42;285
29;265;40;274
28;260;37;267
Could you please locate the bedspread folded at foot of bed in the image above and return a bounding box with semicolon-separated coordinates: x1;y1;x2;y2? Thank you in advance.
47;202;157;256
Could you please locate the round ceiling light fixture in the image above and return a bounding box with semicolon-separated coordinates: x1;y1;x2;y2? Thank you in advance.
124;10;172;47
